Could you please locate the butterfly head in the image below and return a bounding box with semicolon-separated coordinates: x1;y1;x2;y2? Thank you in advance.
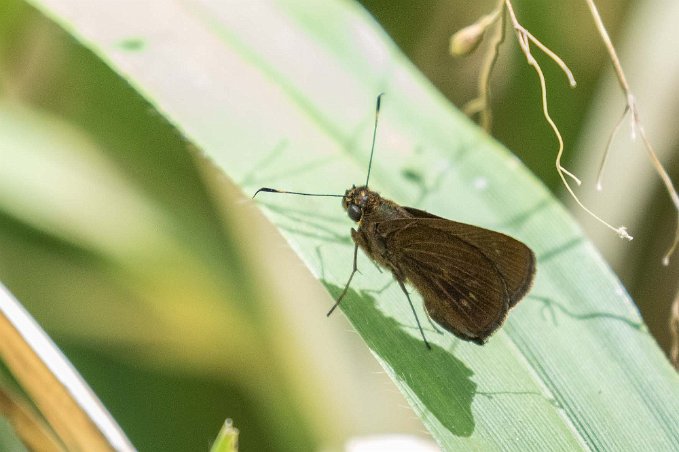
343;185;380;223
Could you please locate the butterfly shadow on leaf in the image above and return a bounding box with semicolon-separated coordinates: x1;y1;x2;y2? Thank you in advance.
322;282;478;438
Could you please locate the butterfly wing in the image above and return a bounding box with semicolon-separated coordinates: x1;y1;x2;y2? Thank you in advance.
376;217;535;343
402;207;535;307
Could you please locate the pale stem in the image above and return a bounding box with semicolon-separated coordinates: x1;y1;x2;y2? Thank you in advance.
584;0;679;263
505;0;632;240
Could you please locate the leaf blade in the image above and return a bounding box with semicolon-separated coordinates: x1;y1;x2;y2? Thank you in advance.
21;0;679;449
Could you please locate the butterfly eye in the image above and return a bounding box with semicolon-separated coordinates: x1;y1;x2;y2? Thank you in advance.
347;204;362;222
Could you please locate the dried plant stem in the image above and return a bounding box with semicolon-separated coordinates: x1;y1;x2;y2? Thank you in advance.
476;16;505;131
595;105;630;191
517;28;577;89
584;0;629;93
455;1;642;241
584;0;679;263
463;0;505;131
504;0;632;240
636;118;679;264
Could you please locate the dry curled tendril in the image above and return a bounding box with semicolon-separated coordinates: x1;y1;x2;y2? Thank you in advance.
451;0;679;266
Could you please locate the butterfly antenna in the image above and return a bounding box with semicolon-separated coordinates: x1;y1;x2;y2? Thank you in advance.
365;92;384;187
253;187;344;199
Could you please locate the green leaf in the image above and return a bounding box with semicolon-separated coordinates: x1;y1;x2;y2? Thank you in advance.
210;419;239;452
19;0;679;449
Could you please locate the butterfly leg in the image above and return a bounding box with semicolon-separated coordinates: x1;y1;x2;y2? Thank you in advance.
327;242;360;316
397;280;432;350
424;309;444;335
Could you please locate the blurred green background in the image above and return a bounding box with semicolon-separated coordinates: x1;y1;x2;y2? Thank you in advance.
1;0;678;450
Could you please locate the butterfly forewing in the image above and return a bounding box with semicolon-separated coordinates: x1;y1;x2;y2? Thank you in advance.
403;208;535;306
376;217;535;343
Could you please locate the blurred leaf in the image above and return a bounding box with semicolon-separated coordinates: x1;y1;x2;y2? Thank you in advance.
16;0;679;449
0;67;317;452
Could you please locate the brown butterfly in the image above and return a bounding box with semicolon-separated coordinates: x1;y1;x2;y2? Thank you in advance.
254;94;536;348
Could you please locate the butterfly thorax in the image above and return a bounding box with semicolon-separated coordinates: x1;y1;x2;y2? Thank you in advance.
343;185;410;224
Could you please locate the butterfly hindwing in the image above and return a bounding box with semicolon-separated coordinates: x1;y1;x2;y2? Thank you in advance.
375;215;535;342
